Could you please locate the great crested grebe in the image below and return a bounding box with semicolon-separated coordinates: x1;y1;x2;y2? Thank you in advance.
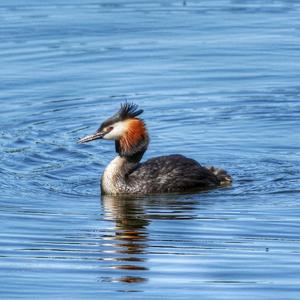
79;102;232;195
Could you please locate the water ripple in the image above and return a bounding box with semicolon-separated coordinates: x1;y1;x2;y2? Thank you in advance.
1;1;300;299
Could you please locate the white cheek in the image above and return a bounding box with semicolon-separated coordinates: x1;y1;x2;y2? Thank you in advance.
103;121;126;140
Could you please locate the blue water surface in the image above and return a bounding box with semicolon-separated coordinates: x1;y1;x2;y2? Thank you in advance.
1;1;300;299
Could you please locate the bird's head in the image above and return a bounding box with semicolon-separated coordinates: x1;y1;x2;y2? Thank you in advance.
79;102;149;157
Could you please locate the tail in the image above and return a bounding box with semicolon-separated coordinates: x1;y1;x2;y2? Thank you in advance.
207;166;232;186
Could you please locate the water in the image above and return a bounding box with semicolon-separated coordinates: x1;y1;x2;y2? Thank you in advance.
1;0;300;299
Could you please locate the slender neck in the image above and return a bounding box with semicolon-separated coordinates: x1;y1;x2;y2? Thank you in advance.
115;134;149;164
102;151;144;194
102;123;149;194
112;156;138;177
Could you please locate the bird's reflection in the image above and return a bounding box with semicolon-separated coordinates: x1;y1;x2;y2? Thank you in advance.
100;193;199;286
101;194;149;284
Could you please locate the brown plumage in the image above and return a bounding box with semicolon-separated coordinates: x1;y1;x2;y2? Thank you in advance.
119;119;148;155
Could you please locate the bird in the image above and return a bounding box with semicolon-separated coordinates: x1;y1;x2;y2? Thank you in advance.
78;102;232;195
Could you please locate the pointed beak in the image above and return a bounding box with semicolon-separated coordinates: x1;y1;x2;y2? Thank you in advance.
78;131;105;144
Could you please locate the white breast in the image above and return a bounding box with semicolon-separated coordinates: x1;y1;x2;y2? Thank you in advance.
101;156;123;194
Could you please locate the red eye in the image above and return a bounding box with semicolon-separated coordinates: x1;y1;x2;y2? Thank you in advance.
108;126;114;131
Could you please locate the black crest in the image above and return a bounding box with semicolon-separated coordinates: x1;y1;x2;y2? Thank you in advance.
118;102;143;120
97;102;143;132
